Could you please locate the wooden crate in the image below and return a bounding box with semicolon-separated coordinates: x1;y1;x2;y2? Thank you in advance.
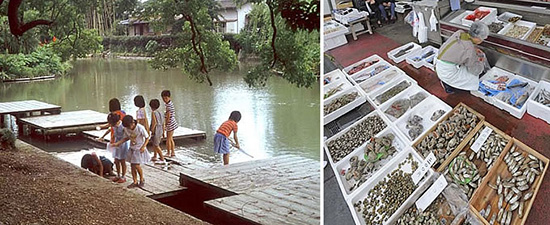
412;102;485;171
470;138;549;225
438;121;513;202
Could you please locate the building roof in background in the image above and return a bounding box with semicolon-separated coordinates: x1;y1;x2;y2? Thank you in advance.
119;19;150;25
218;0;237;9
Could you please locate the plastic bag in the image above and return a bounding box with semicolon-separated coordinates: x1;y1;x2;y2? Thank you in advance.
417;12;428;43
441;182;470;225
106;142;116;158
429;9;438;31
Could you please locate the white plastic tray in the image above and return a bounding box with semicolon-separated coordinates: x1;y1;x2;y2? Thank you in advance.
450;11;473;25
356;66;406;94
422;48;439;71
406;46;439;69
324;86;368;124
324;110;392;165
497;12;522;23
350;61;392;84
369;77;415;107
471;66;516;105
498;20;536;40
324;69;347;86
492;75;538;119
527;80;550;124
332;126;408;198
387;42;422;64
344;54;387;76
461;7;498;27
347;147;435;225
378;84;430;122
394;95;453;144
324;77;354;102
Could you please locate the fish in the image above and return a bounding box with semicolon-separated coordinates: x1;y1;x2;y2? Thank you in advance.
393;45;414;58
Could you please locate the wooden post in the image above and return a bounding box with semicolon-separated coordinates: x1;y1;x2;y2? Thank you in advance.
0;114;4;128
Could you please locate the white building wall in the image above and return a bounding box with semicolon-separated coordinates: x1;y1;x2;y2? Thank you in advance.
236;3;253;33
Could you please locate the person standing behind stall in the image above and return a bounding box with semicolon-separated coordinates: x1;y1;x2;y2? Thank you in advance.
436;21;490;93
365;0;383;27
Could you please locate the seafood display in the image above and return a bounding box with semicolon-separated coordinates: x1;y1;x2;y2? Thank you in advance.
384;92;427;119
495;80;532;109
508;16;521;23
535;89;550;106
393;44;414;58
416;105;481;167
411;51;435;62
341;134;398;192
348;59;380;75
353;154;419;225
326;115;387;162
431;109;446;121
543;24;550;36
324;92;359;115
406;115;423;140
353;65;390;83
396;195;451;225
446;153;480;198
504;25;530;39
526;27;543;43
359;70;399;93
375;81;411;105
324;84;344;99
480;145;545;224
465;9;490;21
488;22;505;33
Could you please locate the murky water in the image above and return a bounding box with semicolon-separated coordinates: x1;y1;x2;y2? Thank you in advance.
0;59;320;164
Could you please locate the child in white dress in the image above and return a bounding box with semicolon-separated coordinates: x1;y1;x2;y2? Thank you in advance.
113;115;151;188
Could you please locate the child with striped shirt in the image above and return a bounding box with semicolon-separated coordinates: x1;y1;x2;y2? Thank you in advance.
162;90;178;158
214;111;241;165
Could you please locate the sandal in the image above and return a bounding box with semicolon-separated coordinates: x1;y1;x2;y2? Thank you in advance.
138;180;145;188
111;176;120;182
151;157;158;161
127;183;138;188
117;177;127;183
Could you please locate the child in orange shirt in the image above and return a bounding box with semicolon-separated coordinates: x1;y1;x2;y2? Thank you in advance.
214;111;241;165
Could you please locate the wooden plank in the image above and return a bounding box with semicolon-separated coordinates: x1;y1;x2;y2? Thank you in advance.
206;194;319;225
206;199;301;225
246;182;320;211
0;100;61;115
19;110;107;130
83;126;206;143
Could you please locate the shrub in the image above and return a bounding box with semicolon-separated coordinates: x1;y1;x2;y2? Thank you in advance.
0;128;16;150
0;46;71;79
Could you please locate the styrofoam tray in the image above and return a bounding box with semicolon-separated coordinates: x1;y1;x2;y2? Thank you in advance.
387;42;422;64
497;12;522;23
492;75;538;119
369;77;415;107
356;66;407;94
527;80;550;124
348;147;435;225
406;46;439;69
450;11;473;25
498;20;536;40
461;7;498;27
394;95;453;144
332;126;408;198
350;61;392;84
344;54;387;76
324;77;354;102
324;110;392;165
324;86;368;124
379;84;430;122
324;69;347;86
471;66;516;106
422;48;439;71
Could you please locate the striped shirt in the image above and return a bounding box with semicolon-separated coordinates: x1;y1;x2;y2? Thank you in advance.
165;100;178;131
216;120;238;137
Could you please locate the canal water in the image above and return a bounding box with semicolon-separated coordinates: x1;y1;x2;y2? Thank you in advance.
0;59;320;165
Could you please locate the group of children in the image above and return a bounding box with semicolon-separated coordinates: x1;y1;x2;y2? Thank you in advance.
83;89;242;189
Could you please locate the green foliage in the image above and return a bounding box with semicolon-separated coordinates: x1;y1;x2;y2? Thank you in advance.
142;0;237;85
103;35;175;53
0;45;71;79
237;3;319;88
145;40;159;55
0;128;16;149
51;29;103;61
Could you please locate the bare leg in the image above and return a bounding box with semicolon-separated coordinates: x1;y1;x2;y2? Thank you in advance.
223;153;230;165
115;159;121;177
136;164;144;182
167;131;175;156
155;146;164;161
131;164;137;184
120;159;127;177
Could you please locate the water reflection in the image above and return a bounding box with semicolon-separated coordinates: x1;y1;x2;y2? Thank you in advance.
1;59;320;163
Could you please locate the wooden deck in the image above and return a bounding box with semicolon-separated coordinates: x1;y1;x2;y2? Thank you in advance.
0;100;61;117
180;155;320;225
19;110;107;135
82;126;206;146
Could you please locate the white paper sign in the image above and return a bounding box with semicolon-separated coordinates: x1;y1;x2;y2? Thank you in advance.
471;127;493;153
412;152;436;185
416;174;448;212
